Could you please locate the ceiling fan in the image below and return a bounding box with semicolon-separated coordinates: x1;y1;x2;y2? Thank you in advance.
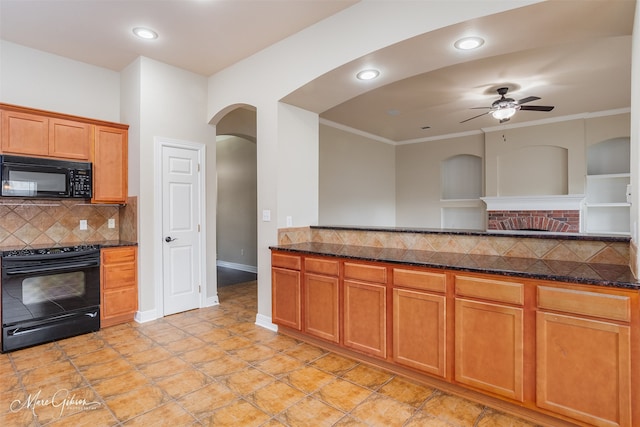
460;87;555;124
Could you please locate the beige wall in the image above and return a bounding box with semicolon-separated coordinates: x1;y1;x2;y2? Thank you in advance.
216;135;257;269
319;124;396;226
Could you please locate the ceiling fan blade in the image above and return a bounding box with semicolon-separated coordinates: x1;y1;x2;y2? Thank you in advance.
517;96;540;105
520;105;555;112
460;111;491;123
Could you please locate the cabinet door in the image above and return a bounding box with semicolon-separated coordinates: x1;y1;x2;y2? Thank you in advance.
305;273;339;343
92;125;128;204
344;280;387;359
100;247;138;328
1;110;49;156
49;118;90;160
272;267;301;330
393;288;446;377
455;298;524;402
537;311;631;427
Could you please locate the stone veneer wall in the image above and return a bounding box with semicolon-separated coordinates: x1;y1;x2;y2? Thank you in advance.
277;226;630;266
0;197;137;248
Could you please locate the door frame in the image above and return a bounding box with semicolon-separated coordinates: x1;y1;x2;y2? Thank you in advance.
153;136;207;317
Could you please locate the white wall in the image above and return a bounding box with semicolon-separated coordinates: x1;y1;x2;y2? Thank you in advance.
319;124;395;226
0;41;120;122
631;0;640;273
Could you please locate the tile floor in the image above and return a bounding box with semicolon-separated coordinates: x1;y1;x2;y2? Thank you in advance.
0;281;539;426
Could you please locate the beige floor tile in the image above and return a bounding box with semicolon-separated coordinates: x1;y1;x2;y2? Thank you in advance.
477;409;542;427
350;393;416;426
180;345;226;364
421;392;484;426
69;347;121;368
331;415;371;426
378;376;436;407
405;412;458;426
216;335;255;351
0;375;20;393
80;357;134;381
105;384;167;422
202;398;271;427
20;360;78;386
283;366;336;394
155;368;211;399
163;335;207;354
311;353;359;376
138;356;191;379
57;334;107;357
109;336;156;356
177;382;237;419
278;396;345;427
229;343;278;363
92;370;151;398
199;354;249;377
44;406;119;427
313;378;373;412
341;363;394;390
246;381;305;415
123;401;197;426
260;334;302;351
22;386;102;425
125;346;173;366
255;353;305;376
198;327;233;343
218;367;275;395
284;342;328;362
10;344;66;371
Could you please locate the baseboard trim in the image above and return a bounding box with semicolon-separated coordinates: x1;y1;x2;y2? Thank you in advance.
255;313;278;332
134;309;158;324
217;260;258;274
205;295;219;307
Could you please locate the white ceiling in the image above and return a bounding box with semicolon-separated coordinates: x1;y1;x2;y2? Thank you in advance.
0;0;635;143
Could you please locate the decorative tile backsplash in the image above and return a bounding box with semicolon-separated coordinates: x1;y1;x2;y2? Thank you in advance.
278;226;630;266
0;197;137;249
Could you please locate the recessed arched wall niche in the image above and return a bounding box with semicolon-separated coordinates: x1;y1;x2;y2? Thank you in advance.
497;145;568;196
441;154;483;200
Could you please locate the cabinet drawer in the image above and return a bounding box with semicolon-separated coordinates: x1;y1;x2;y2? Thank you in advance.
103;287;137;317
393;268;446;293
537;286;630;322
455;275;524;305
272;253;301;270
344;262;387;284
103;264;136;289
305;257;339;276
102;247;136;264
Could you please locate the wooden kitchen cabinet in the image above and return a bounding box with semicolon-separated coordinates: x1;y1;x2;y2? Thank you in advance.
454;275;525;402
304;257;340;343
1;109;90;159
392;268;447;378
101;246;138;328
271;253;302;330
343;262;387;359
92;125;128;204
536;286;632;427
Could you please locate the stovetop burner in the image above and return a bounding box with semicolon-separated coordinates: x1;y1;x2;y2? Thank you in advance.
2;244;100;257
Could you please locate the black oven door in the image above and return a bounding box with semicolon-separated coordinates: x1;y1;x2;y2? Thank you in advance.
1;249;100;352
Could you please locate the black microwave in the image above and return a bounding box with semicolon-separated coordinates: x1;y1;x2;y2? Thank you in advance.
0;155;92;198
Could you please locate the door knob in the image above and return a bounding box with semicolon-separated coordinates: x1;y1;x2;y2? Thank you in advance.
165;236;177;242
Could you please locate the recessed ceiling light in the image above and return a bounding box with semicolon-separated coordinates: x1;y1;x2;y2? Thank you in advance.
454;36;484;50
356;69;380;80
133;27;158;40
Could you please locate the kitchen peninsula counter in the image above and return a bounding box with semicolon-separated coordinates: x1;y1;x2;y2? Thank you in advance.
270;241;638;290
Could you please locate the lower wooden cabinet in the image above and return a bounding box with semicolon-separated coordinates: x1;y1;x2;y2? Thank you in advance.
305;273;340;343
101;246;138;328
393;288;446;377
272;267;301;330
343;279;387;359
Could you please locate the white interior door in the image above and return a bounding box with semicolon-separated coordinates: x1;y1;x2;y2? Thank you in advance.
162;145;202;315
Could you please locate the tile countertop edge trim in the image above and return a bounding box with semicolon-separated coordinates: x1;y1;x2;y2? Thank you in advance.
270;245;640;291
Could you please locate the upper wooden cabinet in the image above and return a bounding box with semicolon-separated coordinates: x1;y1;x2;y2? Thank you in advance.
1;109;91;160
92;125;128;204
0;104;129;205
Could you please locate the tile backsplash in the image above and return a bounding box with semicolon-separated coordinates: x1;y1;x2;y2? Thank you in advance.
0;197;137;248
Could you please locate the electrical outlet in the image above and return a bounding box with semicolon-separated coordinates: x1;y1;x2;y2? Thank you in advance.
108;218;116;229
286;216;293;227
79;220;88;230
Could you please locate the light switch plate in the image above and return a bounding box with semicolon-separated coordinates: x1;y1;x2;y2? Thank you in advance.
79;220;88;230
108;218;116;228
262;210;271;221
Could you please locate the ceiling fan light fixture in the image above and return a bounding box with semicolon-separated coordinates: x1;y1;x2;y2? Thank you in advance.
356;69;380;80
491;107;517;121
133;27;158;40
454;36;484;50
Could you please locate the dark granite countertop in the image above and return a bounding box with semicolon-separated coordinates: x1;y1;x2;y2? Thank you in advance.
270;242;640;291
312;225;631;242
0;240;137;253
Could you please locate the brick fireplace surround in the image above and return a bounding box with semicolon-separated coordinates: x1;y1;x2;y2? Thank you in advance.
487;209;580;233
